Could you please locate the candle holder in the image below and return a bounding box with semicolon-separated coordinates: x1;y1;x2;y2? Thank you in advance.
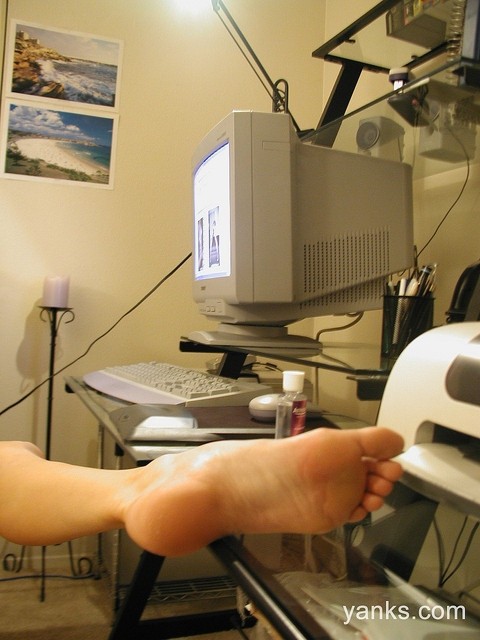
38;306;75;460
3;306;84;602
1;305;96;601
38;305;76;601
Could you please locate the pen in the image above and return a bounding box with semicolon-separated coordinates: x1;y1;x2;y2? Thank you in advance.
417;264;436;297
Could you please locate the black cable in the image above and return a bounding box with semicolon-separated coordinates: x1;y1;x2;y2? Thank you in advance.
433;516;446;587
310;313;365;406
440;520;479;587
440;516;467;585
216;11;272;101
213;0;301;133
314;312;364;342
416;127;471;260
0;252;192;417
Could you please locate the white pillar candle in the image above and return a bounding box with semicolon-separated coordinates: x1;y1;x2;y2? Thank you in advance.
42;276;70;308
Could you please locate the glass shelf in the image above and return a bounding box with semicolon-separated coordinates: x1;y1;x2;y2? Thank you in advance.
312;0;480;142
180;337;389;375
311;57;480;179
180;338;391;401
313;0;456;73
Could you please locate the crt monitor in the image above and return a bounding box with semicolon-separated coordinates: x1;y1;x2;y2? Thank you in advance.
189;110;413;349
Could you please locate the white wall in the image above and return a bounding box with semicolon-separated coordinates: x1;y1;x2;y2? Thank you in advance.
0;0;327;473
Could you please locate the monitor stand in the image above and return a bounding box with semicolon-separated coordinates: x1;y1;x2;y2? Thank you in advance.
187;323;322;352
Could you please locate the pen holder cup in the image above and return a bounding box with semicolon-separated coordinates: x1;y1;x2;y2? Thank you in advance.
381;295;434;364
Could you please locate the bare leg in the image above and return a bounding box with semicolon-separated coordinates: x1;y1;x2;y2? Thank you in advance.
0;427;402;556
0;441;126;546
124;426;403;556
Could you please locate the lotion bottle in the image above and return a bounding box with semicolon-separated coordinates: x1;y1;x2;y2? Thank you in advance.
275;371;307;438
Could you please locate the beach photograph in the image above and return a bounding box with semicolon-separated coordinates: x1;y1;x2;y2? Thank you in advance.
2;101;116;186
7;21;122;108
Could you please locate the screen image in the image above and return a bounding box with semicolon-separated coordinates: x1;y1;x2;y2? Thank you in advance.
193;142;231;281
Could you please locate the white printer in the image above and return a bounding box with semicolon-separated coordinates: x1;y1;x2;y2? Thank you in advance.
378;322;480;520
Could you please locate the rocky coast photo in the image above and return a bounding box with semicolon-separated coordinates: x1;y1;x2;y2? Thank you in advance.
13;30;71;99
11;24;120;107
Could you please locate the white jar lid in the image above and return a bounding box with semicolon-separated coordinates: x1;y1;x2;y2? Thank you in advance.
282;370;305;392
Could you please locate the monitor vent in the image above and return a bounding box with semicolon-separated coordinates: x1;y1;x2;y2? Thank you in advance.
300;278;385;311
302;227;390;302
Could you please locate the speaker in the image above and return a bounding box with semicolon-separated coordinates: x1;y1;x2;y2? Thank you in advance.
356;117;405;161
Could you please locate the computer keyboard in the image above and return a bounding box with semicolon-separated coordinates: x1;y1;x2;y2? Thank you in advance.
83;361;271;406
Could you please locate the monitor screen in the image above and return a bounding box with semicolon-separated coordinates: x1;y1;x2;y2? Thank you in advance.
194;141;231;282
189;110;414;350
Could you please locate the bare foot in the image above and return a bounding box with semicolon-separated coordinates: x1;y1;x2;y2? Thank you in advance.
124;426;403;557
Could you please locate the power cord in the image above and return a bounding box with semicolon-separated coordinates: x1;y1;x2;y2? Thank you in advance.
416;126;471;260
0;252;192;417
314;312;364;343
433;514;479;588
440;518;479;588
312;313;364;404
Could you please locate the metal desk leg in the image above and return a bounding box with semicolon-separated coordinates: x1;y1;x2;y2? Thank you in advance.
108;548;239;640
108;550;165;640
216;351;248;378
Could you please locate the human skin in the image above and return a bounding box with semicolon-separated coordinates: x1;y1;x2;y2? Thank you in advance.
0;426;403;557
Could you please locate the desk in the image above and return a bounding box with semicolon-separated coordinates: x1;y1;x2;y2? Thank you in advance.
66;376;480;639
64;376;363;638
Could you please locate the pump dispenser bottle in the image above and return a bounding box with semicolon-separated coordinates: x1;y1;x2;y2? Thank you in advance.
275;370;307;438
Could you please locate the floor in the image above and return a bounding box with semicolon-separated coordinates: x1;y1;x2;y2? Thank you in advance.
0;567;255;640
0;575;111;640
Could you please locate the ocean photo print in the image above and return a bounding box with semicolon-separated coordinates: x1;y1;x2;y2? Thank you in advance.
7;21;122;109
2;101;116;187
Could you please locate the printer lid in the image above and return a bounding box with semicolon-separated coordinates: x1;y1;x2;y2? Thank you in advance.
378;323;480;519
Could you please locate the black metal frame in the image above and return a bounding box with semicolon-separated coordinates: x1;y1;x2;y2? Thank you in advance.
107;550;240;640
313;0;450;130
211;536;330;639
107;538;330;640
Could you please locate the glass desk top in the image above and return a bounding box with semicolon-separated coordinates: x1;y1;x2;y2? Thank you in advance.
212;480;480;639
66;375;480;638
